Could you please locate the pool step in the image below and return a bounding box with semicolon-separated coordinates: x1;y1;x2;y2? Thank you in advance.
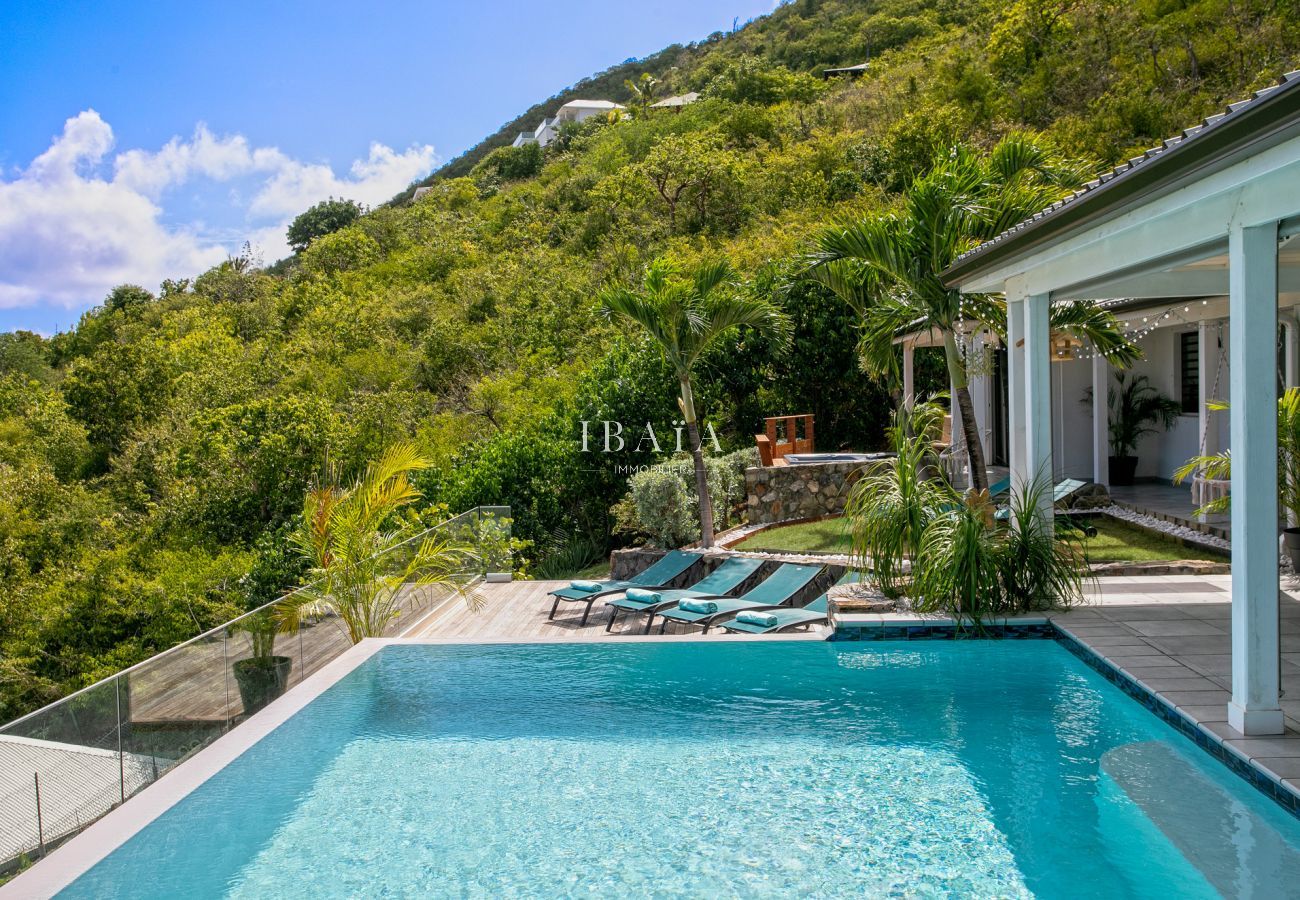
1101;740;1300;895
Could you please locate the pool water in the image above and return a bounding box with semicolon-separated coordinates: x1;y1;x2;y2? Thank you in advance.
61;641;1300;898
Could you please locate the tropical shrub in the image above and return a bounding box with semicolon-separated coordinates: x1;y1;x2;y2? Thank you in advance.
627;464;699;548
532;527;605;579
999;476;1089;611
911;491;1005;618
279;444;481;643
911;475;1089;620
1175;387;1300;523
1106;372;1181;458
845;403;954;597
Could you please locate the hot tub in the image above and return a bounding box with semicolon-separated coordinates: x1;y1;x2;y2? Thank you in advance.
783;452;892;465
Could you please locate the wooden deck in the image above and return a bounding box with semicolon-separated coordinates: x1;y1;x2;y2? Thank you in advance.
402;579;771;641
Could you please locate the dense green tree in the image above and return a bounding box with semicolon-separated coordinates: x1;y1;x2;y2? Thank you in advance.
286;197;364;253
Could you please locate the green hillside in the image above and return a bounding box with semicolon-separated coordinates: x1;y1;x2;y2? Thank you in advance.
2;0;1297;718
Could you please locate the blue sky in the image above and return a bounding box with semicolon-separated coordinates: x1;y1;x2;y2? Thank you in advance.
0;0;775;333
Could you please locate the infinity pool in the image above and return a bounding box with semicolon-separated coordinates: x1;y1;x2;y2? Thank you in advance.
60;641;1300;898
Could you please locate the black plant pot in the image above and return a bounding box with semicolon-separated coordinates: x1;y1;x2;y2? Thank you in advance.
232;655;292;716
1283;528;1300;573
1109;456;1139;486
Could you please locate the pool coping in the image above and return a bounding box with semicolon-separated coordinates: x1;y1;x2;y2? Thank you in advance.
1051;622;1300;819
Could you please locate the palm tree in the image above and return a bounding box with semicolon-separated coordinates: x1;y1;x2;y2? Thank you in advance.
805;135;1138;492
625;73;660;116
601;259;791;547
279;443;480;643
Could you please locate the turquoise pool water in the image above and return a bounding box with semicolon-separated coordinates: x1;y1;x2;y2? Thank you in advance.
60;640;1300;898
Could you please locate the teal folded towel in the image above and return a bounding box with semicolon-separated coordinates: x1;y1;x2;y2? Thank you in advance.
624;587;662;604
678;598;718;614
737;611;778;627
570;580;603;593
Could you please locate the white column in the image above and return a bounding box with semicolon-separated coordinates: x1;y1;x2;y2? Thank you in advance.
1284;317;1298;389
1025;292;1055;522
1228;220;1282;736
902;344;915;408
1091;353;1109;486
1007;295;1027;490
1197;321;1216;459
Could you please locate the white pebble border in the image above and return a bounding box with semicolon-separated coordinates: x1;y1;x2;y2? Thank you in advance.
1093;504;1230;553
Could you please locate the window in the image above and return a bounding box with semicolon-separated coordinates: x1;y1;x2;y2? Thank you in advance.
1179;331;1198;414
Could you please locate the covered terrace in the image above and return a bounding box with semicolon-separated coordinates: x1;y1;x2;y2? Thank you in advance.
943;71;1300;736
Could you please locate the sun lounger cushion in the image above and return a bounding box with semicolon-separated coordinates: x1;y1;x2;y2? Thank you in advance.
736;611;778;627
624;588;662;604
570;580;603;593
678;598;718;614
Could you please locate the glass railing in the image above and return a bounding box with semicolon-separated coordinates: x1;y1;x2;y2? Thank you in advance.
0;506;510;870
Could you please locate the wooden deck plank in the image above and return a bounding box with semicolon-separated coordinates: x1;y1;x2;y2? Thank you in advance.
404;580;681;641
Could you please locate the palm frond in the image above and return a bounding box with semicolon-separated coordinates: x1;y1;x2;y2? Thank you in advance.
1050;301;1141;368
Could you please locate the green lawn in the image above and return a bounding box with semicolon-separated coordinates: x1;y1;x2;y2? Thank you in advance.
734;515;1227;563
1078;519;1228;563
735;517;854;554
570;559;612;580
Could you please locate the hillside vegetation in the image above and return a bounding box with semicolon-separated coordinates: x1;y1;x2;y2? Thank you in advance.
2;0;1297;717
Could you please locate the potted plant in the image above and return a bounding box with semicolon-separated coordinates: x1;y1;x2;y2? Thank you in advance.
1105;373;1181;486
229;609;292;716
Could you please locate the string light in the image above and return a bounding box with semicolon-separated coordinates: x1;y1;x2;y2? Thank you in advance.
1072;298;1226;362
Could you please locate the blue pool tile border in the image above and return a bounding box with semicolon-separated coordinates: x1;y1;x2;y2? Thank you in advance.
829;616;1300;820
830;621;1055;641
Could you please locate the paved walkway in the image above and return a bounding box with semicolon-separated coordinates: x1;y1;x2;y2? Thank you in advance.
1108;482;1230;537
1051;574;1300;792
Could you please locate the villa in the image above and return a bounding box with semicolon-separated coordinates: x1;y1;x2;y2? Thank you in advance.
9;71;1300;900
942;69;1300;739
511;98;625;148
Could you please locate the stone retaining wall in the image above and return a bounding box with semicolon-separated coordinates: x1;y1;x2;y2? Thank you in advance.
744;461;869;525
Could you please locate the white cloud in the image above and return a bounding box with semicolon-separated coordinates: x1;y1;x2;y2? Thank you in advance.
250;142;437;219
0;110;437;315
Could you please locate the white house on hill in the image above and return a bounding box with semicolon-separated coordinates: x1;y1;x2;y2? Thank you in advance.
512;99;625;148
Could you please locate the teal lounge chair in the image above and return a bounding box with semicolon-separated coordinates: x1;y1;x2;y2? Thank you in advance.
547;550;701;626
604;556;764;634
718;570;862;635
991;478;1097;534
656;562;824;634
